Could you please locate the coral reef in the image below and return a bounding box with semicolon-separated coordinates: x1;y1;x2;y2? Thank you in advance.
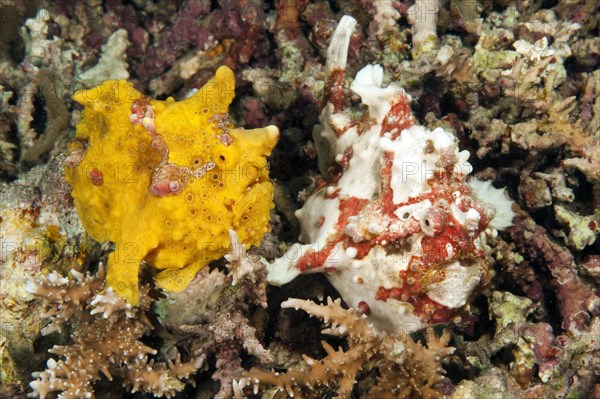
0;155;91;397
19;225;271;399
268;15;515;332
1;0;599;397
451;290;599;398
26;264;205;399
15;8;88;168
155;230;272;399
236;297;454;399
78;28;130;85
66;66;279;304
507;211;599;335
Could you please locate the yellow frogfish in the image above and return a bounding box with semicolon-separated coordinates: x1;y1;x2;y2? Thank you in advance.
65;66;279;305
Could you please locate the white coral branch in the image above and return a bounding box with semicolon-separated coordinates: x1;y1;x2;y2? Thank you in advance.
408;0;439;49
225;229;267;285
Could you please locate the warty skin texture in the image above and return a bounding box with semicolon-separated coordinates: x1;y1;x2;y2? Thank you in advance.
66;66;279;305
268;16;515;333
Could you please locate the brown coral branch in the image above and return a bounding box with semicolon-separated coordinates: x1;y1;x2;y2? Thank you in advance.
27;268;204;399
283;297;378;343
237;298;454;399
25;264;105;335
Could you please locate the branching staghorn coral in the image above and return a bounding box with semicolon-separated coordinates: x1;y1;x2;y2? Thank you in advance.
26;264;205;399
236;297;454;399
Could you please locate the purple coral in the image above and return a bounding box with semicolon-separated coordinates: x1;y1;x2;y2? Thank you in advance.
508;212;600;335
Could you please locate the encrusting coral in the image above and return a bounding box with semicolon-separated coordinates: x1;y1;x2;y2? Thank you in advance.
453;290;600;397
507;211;599;335
65;65;279;304
408;0;440;58
235;297;454;399
25;264;206;399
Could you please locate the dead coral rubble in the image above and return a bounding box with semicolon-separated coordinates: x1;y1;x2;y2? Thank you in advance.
1;0;598;397
236;298;454;399
454;291;600;398
508;211;600;335
26;264;205;399
155;230;272;399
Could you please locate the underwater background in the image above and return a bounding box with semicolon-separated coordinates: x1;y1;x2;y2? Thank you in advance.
1;0;599;398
